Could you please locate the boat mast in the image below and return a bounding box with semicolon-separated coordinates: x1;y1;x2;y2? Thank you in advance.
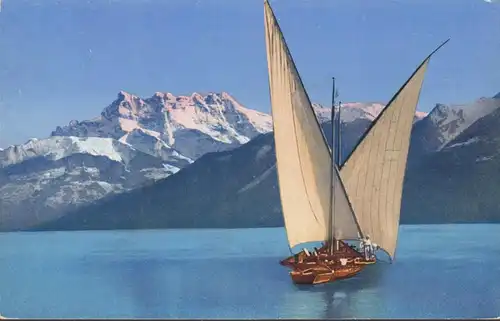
335;97;342;252
329;77;337;255
337;101;342;166
335;84;342;252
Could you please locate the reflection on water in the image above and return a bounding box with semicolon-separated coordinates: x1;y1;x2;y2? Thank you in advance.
104;258;173;317
282;263;387;318
0;225;499;318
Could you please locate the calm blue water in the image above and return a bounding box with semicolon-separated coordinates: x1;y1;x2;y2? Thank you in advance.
0;224;499;318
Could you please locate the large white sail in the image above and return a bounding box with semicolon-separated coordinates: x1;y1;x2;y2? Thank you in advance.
339;41;449;258
264;0;360;249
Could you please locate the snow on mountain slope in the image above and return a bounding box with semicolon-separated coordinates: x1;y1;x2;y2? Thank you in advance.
43;101;500;232
0;136;177;231
438;98;500;160
313;102;385;123
1;85;473;232
408;95;500;159
415;111;428;121
428;96;500;150
402;99;500;225
1;137;127;166
313;102;427;124
119;128;192;167
50;92;428;161
52;91;273;159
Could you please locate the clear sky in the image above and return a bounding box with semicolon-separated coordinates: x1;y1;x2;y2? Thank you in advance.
0;0;499;147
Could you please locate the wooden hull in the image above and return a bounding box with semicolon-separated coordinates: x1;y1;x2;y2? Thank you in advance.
282;241;375;285
290;264;364;285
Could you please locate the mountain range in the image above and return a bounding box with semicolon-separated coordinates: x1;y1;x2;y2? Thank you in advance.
2;90;497;232
0;91;271;230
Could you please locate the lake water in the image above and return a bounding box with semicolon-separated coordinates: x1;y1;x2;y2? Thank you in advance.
0;224;499;318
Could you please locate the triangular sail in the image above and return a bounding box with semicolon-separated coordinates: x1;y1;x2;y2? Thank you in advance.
332;163;362;241
264;0;360;249
339;40;449;258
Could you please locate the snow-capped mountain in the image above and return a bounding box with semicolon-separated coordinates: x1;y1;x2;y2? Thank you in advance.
410;96;500;157
33;92;500;231
6;89;500;232
402;96;500;224
52;91;273;159
1;91;275;231
437;93;500;161
2;90;406;231
0;136;177;231
50;92;416;162
32;107;445;232
313;102;386;123
316;102;428;123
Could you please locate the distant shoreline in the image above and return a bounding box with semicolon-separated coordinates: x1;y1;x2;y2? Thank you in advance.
14;221;500;234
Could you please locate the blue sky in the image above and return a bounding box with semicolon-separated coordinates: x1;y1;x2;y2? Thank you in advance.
0;0;499;147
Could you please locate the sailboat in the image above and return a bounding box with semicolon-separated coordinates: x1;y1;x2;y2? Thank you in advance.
263;0;448;285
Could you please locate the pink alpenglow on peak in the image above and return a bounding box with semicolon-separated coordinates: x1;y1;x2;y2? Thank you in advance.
51;91;273;160
50;91;430;160
415;111;429;120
